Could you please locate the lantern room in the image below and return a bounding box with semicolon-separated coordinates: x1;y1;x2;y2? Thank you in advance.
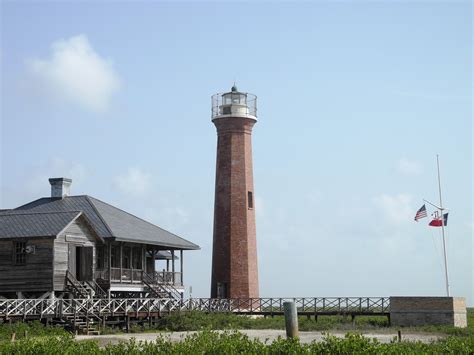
211;86;257;120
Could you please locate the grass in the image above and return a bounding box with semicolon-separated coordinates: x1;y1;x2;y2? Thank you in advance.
0;320;68;342
140;312;389;332
100;307;474;337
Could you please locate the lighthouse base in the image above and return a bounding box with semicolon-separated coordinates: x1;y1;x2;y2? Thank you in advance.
389;296;467;328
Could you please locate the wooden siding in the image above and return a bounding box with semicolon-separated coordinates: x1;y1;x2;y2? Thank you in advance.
0;238;54;293
53;217;99;291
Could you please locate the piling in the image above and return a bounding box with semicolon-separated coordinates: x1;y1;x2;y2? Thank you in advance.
283;301;299;338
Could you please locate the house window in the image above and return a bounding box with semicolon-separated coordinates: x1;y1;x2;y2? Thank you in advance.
122;247;131;269
14;241;26;265
111;245;120;268
133;247;142;269
248;191;253;209
97;246;105;270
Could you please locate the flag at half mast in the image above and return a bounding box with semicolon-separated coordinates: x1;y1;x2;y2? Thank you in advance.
429;213;449;227
414;204;428;221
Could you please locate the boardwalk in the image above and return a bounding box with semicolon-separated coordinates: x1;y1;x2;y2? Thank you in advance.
0;297;389;320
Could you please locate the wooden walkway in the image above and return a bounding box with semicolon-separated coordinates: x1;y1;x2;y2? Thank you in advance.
0;297;390;320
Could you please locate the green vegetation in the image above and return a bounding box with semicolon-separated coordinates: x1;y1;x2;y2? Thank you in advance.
103;308;473;337
0;308;472;353
141;311;389;333
1;330;474;354
0;321;67;342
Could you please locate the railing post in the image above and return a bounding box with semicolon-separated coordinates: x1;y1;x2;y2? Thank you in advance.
86;301;90;334
73;301;77;329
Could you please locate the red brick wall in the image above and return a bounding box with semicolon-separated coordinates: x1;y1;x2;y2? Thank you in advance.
211;117;259;299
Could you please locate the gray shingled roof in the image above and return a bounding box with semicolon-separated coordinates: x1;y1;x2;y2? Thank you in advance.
0;211;81;239
15;196;199;250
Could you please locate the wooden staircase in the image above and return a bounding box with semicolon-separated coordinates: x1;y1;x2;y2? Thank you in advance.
142;272;182;299
66;271;107;299
66;271;92;298
65;313;101;335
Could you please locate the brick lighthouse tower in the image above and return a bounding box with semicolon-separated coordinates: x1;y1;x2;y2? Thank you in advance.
210;86;259;299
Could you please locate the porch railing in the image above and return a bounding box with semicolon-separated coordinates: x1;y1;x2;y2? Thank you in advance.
94;269;182;286
151;271;182;286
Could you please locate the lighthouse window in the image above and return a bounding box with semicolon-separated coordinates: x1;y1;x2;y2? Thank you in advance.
248;191;253;209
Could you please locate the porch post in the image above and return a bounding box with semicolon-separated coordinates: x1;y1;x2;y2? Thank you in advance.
130;246;134;282
166;260;169;272
171;250;175;284
141;245;145;277
180;250;183;286
108;242;112;283
120;242;123;284
152;247;157;282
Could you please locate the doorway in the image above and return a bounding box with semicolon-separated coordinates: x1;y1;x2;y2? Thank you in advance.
73;246;93;281
217;282;227;298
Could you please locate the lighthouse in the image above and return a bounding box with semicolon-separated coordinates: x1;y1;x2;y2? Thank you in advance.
210;86;259;299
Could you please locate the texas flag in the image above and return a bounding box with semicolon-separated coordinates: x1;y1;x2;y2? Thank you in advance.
429;213;449;227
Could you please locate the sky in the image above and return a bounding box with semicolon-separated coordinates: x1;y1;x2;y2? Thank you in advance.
1;1;472;305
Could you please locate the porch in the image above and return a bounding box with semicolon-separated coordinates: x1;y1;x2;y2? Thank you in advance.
93;242;185;289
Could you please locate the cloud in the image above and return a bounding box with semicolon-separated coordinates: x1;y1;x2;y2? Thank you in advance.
0;158;88;208
372;193;414;225
114;168;152;196
26;34;120;113
397;158;423;176
26;158;88;195
143;206;190;231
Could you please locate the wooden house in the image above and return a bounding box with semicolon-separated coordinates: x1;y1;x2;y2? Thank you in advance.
0;178;199;299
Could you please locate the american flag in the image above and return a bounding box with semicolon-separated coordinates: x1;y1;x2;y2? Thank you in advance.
414;204;428;221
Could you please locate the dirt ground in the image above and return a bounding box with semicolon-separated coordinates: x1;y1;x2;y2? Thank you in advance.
76;329;444;347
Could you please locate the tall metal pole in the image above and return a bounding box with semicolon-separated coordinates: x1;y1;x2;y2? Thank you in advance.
437;155;450;296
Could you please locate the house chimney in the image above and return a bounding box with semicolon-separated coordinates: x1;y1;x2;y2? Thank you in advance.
49;178;72;199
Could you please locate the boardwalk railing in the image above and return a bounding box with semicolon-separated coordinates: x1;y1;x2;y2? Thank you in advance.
0;297;389;319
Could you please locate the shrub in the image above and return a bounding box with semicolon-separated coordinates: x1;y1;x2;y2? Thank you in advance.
1;330;473;354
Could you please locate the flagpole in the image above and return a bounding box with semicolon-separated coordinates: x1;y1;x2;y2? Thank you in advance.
437;154;450;297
